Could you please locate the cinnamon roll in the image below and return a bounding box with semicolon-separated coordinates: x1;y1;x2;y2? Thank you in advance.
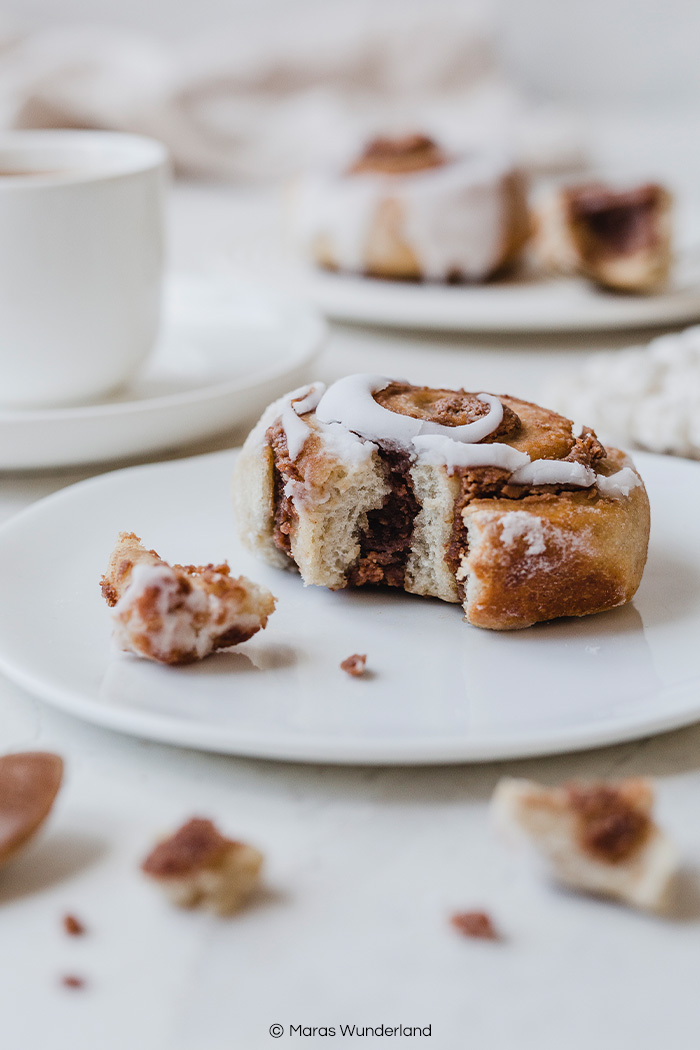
232;376;650;630
294;134;530;283
535;181;673;293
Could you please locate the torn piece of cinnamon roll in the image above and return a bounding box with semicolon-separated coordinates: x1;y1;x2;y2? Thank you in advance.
492;777;678;911
535;181;673;293
101;532;275;664
232;375;650;630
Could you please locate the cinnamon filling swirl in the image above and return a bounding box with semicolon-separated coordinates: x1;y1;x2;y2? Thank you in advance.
346;448;420;588
268;421;300;564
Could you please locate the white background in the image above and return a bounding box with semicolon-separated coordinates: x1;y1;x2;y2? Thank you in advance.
4;0;700;109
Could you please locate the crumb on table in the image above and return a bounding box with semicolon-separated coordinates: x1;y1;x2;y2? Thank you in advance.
63;914;86;937
141;817;264;915
61;975;86;989
450;911;500;940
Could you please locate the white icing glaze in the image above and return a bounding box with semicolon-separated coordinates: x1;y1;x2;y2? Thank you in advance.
292;382;326;416
411;434;528;472
113;564;211;661
315;373;503;445
247;382;322;455
295;152;516;281
594;466;641;497
274;375;640;500
509;459;596;488
281;381;327;460
499;512;547;556
112;563;262;663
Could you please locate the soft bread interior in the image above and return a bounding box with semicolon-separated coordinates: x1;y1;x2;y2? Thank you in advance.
288;446;390;589
405;460;461;602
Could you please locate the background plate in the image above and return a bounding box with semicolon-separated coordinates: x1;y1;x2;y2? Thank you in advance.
0;274;324;470
304;257;700;332
0;449;698;764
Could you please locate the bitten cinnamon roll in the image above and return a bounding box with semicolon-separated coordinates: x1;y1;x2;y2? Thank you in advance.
534;181;673;293
101;532;276;664
294;134;530;282
232;376;650;631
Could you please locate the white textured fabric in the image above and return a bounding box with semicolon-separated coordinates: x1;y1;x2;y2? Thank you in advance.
0;1;585;179
547;325;700;460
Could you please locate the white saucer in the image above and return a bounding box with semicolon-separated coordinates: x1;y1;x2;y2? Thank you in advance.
0;448;698;765
304;255;700;332
0;274;325;470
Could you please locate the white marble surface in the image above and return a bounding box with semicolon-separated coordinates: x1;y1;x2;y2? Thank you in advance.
2;165;700;1050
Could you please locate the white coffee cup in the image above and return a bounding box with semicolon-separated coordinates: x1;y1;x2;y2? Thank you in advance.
0;130;168;408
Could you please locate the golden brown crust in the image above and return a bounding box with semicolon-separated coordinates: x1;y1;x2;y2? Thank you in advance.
461;448;650;629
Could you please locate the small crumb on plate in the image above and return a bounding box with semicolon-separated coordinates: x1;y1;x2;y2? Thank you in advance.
340;654;367;677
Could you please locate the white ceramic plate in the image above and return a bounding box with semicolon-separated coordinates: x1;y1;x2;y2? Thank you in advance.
304;255;700;332
0;274;324;470
0;449;698;765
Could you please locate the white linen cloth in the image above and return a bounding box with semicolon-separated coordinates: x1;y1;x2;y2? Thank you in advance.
0;0;585;179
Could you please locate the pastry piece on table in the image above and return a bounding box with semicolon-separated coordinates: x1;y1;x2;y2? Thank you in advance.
534;181;673;293
0;752;63;869
294;133;530;282
492;777;678;911
101;532;275;665
232;375;650;630
141;817;264;914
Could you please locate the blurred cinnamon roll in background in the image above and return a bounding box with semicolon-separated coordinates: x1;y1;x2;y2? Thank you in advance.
294;133;530;283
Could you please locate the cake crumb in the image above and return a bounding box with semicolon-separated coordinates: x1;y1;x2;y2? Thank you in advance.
141;817;264;915
61;975;86;990
63;914;86;937
450;911;500;940
341;653;367;677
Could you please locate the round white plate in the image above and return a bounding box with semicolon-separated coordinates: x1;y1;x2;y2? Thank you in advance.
0;449;697;765
304;255;700;332
0;274;324;470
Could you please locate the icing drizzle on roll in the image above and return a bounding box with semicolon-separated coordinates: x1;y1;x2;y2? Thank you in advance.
280;382;326;459
281;374;641;498
315;374;503;445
